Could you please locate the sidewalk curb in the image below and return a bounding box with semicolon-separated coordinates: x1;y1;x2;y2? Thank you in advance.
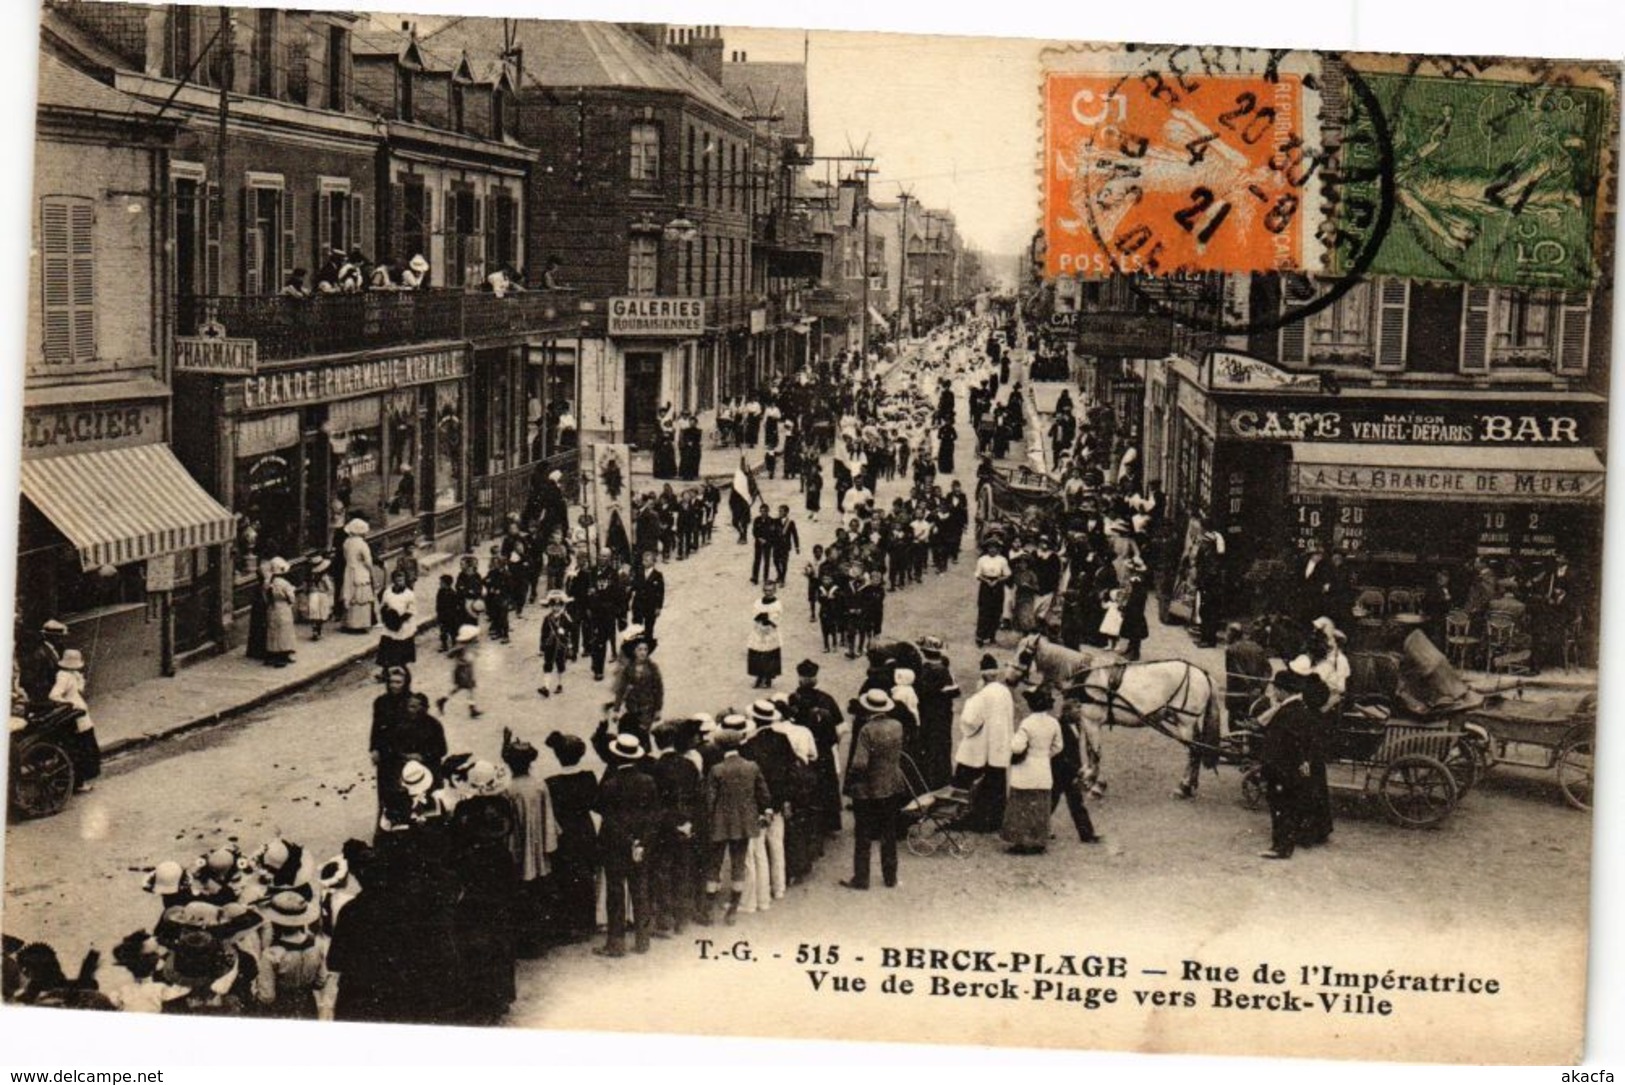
100;621;445;760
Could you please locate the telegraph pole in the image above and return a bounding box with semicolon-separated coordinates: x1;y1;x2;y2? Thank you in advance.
896;188;912;342
856;165;876;377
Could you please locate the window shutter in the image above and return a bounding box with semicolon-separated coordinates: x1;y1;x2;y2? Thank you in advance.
1279;290;1308;365
281;188;296;284
1460;286;1493;373
1555;291;1591;375
484;192;497;271
68;200;95;363
40;199;72;364
316;190;330;264
1374;279;1409;370
350;194;365;256
205;182;222;294
389;182;405;262
240;186;259;295
507;195;520;275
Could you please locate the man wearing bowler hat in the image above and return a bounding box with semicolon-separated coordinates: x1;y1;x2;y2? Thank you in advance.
1257;658;1317;860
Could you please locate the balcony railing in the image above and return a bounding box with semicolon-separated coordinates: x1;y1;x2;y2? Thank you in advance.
175;289;584;363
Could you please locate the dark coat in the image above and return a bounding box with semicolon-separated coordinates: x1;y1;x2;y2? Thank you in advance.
595;764;659;863
744;727;799;807
708;752;771;841
845;715;906;801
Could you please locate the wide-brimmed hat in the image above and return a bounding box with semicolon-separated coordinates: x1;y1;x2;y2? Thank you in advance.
400;759;434;797
58;649;85;672
918;635;946;657
41;619;69;636
162;930;233;989
144;861;187;896
455;624;480;645
545;590;567;606
606;733;645;762
265;557;290;576
857;689;895;715
1312;616;1347;642
344;518;369;536
310;557;331;575
262;890;318;929
408;254;429;274
317;856;351;890
749;699;781;726
465;760;512;796
714;727;746;749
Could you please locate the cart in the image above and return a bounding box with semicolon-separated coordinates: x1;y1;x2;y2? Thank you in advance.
899;754;978;858
1460;691;1595;811
7;701;87;820
1230;710;1465;829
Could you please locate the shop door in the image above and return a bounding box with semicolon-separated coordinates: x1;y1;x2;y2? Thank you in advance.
171;548;219;654
624;352;663;449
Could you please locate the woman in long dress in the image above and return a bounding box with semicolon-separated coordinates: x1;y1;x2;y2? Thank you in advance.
340;519;376;633
264;557;298;667
1003;688;1064;853
936;420;956;475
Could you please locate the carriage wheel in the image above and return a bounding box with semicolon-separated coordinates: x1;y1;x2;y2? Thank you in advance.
1379;755;1458;829
1556;727;1593;812
9;740;75;820
906;819;942;857
1240;766;1266;811
1443;736;1485;798
945;826;979;859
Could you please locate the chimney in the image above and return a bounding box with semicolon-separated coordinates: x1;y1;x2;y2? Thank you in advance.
685;25;724;84
622;23;669;52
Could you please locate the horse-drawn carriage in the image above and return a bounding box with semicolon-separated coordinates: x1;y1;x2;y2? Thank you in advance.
974;463;1061;535
8;701;88;820
1460;690;1595;811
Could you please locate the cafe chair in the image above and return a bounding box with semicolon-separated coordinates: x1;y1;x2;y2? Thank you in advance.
1444;609;1482;672
1386;588;1418;616
1485;613;1533;677
1562;612;1585;674
1352;587;1387;618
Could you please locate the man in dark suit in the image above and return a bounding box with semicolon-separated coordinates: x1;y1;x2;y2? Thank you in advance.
1294;545;1334;629
751;505;780;585
841;690;908;890
593;734;659;956
1258;664;1315;860
650;721;701;937
630;551;666;640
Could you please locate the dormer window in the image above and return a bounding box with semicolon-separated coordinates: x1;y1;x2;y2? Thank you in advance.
452;83;465;133
492;89;506;142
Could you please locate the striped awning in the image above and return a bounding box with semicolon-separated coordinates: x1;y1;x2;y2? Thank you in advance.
21;444;235;571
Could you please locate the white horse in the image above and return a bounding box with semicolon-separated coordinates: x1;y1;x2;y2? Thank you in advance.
1015;632;1222;798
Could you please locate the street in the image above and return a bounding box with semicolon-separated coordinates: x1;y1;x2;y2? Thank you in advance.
1;338;1592;1058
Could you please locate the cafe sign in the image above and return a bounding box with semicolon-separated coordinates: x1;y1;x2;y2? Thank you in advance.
607;297;705;338
238;348;467;411
1226;404;1590;446
1293;463;1605;504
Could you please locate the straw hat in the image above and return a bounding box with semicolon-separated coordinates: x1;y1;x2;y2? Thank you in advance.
58;649;85;672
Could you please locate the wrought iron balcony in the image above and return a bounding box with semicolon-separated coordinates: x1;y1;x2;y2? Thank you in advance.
175;289;583;363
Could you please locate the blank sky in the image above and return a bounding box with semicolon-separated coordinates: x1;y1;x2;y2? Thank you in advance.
723;26;1044;258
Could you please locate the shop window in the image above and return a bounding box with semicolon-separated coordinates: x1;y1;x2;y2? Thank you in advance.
434;383;464;510
628;235;659;296
39;196;96;368
329;395;384;526
385;391;420;526
630;122;661;193
233;411;303;575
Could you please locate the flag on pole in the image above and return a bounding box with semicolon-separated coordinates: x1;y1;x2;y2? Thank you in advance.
732;457;761;506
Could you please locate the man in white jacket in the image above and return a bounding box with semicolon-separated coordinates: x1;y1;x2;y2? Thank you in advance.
952;653;1015;832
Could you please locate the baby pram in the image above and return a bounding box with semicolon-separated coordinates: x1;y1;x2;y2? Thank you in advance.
899;754;978;858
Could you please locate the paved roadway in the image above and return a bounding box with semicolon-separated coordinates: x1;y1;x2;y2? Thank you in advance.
0;331;1594;1058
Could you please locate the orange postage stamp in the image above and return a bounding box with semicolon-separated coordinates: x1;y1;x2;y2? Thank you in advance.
1043;52;1320;280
